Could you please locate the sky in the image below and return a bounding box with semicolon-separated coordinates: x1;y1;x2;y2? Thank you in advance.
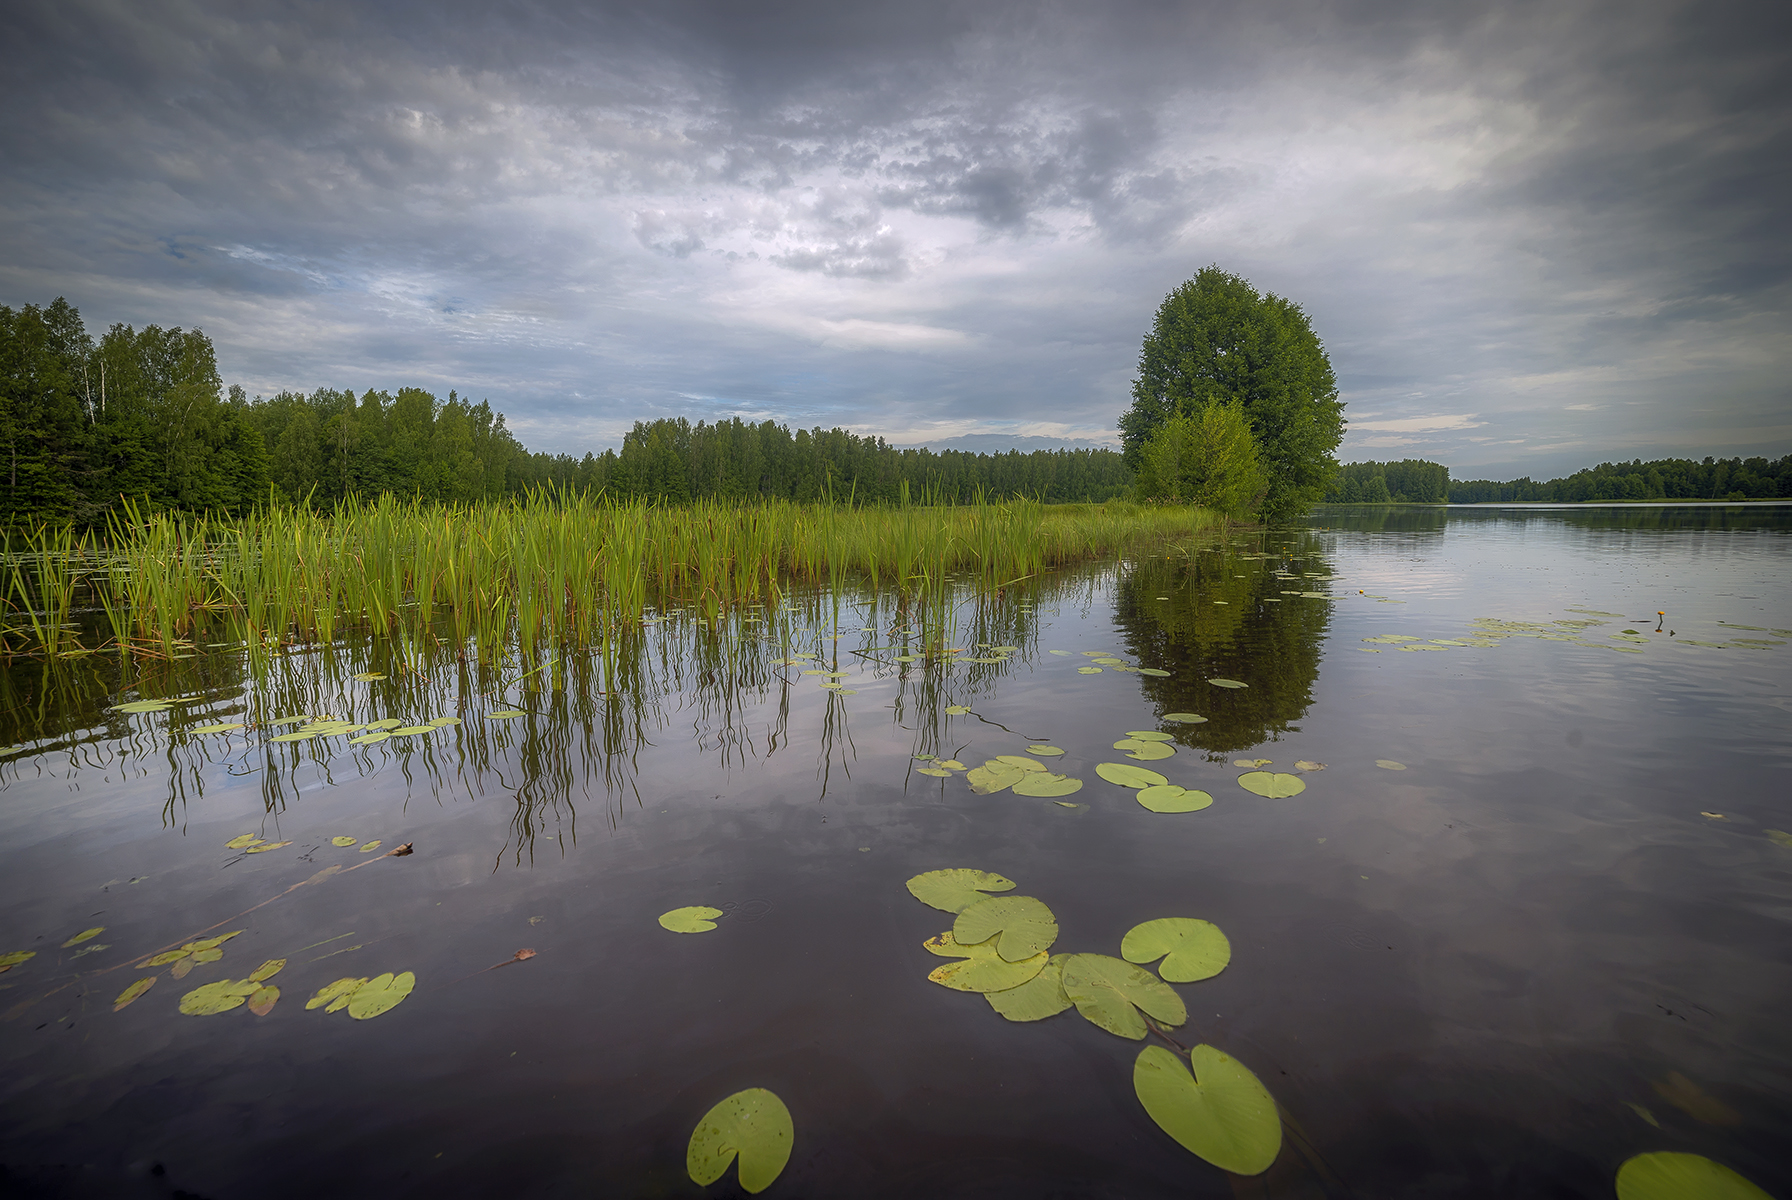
2;0;1788;478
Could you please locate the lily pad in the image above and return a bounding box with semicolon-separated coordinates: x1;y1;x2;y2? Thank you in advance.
1121;918;1231;982
1137;668;1172;677
269;731;317;743
264;715;309;727
1136;785;1214;813
923;932;1049;993
391;725;434;736
1077;666;1104;674
659;906;724;933
1162;713;1208;724
179;977;260;1015
245;841;293;853
1134;1044;1282;1175
1614;1152;1771;1200
1124;731;1176;742
61;927;105;947
917;767;953;778
990;755;1047;774
247;985;280;1016
1768;829;1792;849
427;716;463;727
944;704;971;715
306;977;369;1011
1294;761;1326;772
966;762;1026;794
352;672;387;681
1375;759;1408;770
1096;762;1169;789
349;731;391;745
489;709;527;719
111;700;173;714
954;895;1059;962
1012;773;1085;798
0;950;37;973
1233;758;1272;768
1115;739;1175;761
331;836;358;847
906;869;1017;913
346;971;415;1019
1237;772;1305;798
113;976;156;1011
1026;745;1065;756
1207;678;1248;689
937;760;966;770
687;1088;794;1195
985;953;1073;1022
188;722;245;735
359;840;382;852
248;958;286;982
1060;953;1187;1039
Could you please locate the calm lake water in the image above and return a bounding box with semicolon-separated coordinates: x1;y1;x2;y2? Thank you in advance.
2;504;1788;1199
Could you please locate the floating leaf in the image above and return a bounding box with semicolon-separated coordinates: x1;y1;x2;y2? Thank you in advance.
349;731;391;745
1026;745;1065;756
169;955;198;979
248;958;286;982
1162;713;1208;724
269;731;317;743
0;950;36;973
1134;1044;1282;1175
1121;918;1231;982
659;906;724;933
112;976;156;1011
936;760;965;770
1012;773;1085;798
188;722;245;735
352;672;387;681
924;932;1049;993
966;763;1026;794
986;954;1073;1022
391;725;433;736
1077;666;1103;674
1081;651;1109;657
1614;1153;1771;1200
1115;739;1175;761
245;841;293;853
247;985;280;1016
1092;657;1127;666
264;715;309;727
1124;731;1176;742
1096;762;1169;789
1238;772;1305;798
359;840;382;853
1137;668;1171;677
954;896;1059;962
179;977;260;1015
1061;953;1186;1039
1232;758;1272;768
1294;761;1326;772
111;700;173;714
61;927;105;947
686;1088;795;1195
306;977;369;1011
427;716;462;727
1766;829;1792;849
1048;649;1073;656
489;710;526;719
990;754;1047;774
331;836;358;847
906;869;1016;913
944;704;971;715
225;834;263;849
917;767;952;778
347;971;415;1019
1375;759;1407;771
1136;785;1214;813
1206;678;1247;689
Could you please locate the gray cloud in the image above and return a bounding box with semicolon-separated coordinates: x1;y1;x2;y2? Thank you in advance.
1;0;1786;474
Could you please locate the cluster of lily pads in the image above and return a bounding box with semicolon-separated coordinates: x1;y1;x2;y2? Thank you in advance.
1044;648;1171;677
906;868;1283;1176
1356;609;1791;658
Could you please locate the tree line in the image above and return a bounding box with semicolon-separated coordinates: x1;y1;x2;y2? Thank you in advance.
1323;459;1451;504
1448;456;1792;503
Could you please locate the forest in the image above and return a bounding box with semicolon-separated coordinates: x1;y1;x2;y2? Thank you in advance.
1448;456;1792;502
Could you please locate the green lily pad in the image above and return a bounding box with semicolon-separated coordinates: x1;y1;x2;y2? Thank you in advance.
1614;1152;1771;1200
269;731;316;743
944;704;971;715
985;953;1073;1022
1134;1044;1282;1175
490;709;526;719
352;672;387;681
1136;785;1214;813
245;840;293;853
391;725;434;736
1026;745;1065;756
937;760;966;770
917;767;952;777
248;958;286;982
1060;953;1187;1039
966;763;1026;794
1137;668;1171;677
247;985;280;1016
1162;713;1208;724
359;840;382;852
346;971;415;1019
1233;758;1272;768
1114;739;1175;761
331;836;358;847
687;1088;794;1194
906;869;1017;913
1124;731;1176;742
366;718;403;730
1121;918;1231;982
1011;773;1085;798
1092;657;1127;666
0;950;37;973
1375;759;1407;770
179;977;260;1015
112;976;156;1011
1768;829;1792;849
954;896;1059;961
61;926;105;947
188;722;245;735
427;716;463;727
1096;762;1169;789
923;932;1049;992
111;700;173;714
1207;678;1247;689
1238;772;1305;798
349;731;391;745
264;715;309;727
306;977;369;1011
989;754;1047;773
659;906;724;933
1077;666;1104;674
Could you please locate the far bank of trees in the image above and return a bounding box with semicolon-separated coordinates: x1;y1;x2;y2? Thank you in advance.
1324;459;1450;504
1449;456;1791;502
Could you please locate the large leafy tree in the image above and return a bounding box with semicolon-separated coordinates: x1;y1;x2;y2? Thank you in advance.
1121;267;1344;517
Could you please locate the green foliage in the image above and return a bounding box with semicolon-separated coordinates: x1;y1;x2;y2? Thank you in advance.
1450;455;1792;503
1325;459;1448;504
1121;267;1344;518
1134;402;1269;518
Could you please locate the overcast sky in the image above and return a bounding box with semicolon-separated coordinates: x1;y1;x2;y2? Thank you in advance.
3;0;1787;476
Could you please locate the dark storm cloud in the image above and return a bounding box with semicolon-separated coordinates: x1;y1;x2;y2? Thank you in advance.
2;0;1786;471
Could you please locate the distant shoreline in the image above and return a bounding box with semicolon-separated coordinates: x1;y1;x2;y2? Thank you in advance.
1315;499;1792;509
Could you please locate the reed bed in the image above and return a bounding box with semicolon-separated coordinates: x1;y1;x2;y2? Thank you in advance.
2;494;1223;662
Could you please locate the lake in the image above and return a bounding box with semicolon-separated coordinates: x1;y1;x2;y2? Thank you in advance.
2;503;1788;1198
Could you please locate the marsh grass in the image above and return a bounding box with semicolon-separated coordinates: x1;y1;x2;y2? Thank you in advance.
2;494;1223;663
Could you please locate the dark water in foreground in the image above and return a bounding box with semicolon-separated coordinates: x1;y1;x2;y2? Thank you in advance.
1;505;1788;1199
